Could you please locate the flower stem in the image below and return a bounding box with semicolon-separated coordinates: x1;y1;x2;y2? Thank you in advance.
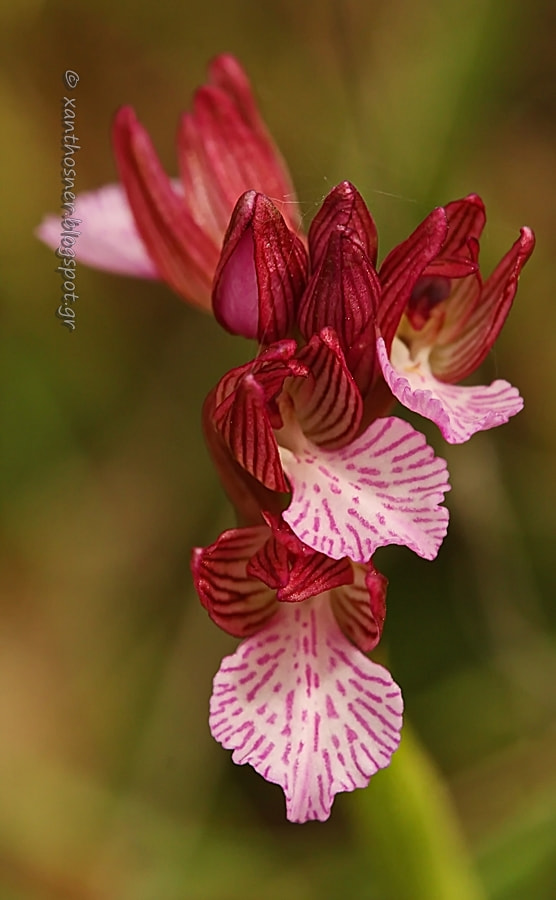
351;725;486;900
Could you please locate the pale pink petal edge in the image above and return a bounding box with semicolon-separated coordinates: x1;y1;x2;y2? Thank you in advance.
210;595;403;823
281;417;450;563
377;337;523;444
36;182;160;279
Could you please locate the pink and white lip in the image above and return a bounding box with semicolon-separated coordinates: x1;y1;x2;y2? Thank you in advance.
210;593;403;823
193;517;400;823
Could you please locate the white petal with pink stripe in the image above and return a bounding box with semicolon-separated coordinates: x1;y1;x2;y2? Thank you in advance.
36;183;162;279
280;417;450;563
210;594;403;823
378;337;523;444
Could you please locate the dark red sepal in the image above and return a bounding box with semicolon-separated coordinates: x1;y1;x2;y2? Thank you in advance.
247;514;353;603
192;526;278;637
112;106;219;309
378;206;448;352
213;191;308;341
298;230;381;393
308;181;378;269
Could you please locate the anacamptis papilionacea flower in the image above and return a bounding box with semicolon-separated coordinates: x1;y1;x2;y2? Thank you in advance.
37;54;534;822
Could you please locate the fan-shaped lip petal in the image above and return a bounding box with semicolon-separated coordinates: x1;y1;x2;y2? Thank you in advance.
377;336;524;444
36;182;161;279
209;593;403;823
280;416;450;563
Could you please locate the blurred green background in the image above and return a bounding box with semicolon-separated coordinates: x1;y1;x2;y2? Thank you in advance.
1;0;555;897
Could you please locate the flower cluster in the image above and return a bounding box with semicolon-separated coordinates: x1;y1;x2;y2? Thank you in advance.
37;55;534;823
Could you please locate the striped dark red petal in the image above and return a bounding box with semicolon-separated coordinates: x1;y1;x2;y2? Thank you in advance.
435;194;486;262
430;226;535;383
192;526;278;638
207;55;302;233
288;329;363;449
308;181;378;269
378;207;448;352
331;561;387;653
203;388;285;526
112;107;219;310
212;373;289;492
215;339;300;397
213;192;308;341
207;54;265;133
247;514;353;604
178;84;301;241
246;527;290;591
402;268;479;367
298;231;381;390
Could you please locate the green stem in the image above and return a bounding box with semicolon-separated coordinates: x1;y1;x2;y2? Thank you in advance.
351;725;486;900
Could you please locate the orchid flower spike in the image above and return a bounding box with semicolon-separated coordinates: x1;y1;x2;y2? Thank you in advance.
35;51;535;826
192;515;403;823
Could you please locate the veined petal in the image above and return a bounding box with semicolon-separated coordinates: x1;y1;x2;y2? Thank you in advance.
36;183;159;279
281;417;450;563
378;336;524;444
247;514;353;604
213;374;289;492
113;106;220;310
210;594;403;823
331;562;387;653
298;232;381;394
213;341;306;428
378;207;448;352
288;329;363;449
213;191;308;341
208;54;266;133
410;196;483;292
178;83;301;240
308;181;378;269
437;194;486;260
202;388;285;527
406;268;481;359
206;54;302;233
430;227;535;383
192;527;277;637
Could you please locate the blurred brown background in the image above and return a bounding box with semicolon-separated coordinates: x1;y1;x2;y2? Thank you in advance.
1;0;555;897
